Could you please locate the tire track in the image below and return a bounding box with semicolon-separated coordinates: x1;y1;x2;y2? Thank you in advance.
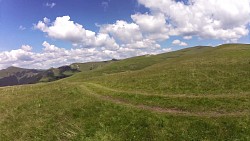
85;82;250;99
79;84;249;117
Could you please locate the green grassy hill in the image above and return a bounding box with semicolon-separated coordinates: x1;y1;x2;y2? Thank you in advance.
0;44;249;140
70;59;117;72
82;44;250;94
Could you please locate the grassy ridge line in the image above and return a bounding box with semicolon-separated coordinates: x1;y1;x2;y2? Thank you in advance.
84;44;250;94
67;46;214;82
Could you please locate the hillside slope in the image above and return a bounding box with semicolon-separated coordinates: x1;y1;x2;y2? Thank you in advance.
75;44;250;94
0;44;249;140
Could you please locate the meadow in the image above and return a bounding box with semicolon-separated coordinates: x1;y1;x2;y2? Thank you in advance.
0;44;249;140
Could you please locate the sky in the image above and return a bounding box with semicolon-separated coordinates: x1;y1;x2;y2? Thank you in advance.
0;0;250;69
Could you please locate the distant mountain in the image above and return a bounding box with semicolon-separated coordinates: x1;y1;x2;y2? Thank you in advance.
0;66;43;87
0;59;117;87
38;65;80;83
0;65;78;87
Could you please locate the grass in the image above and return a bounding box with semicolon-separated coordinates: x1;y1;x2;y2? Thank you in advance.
84;82;249;114
82;44;250;94
0;44;249;140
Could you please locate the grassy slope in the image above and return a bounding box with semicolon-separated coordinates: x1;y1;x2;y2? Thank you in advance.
70;61;113;72
84;44;250;94
68;46;213;81
0;44;249;140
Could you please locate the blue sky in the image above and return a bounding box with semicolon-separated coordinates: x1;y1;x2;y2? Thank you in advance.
0;0;148;51
0;0;250;69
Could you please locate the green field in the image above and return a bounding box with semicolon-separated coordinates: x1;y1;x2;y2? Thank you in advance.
0;44;249;140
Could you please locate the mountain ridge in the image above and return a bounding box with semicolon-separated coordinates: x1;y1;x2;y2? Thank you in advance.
0;44;248;88
0;58;120;87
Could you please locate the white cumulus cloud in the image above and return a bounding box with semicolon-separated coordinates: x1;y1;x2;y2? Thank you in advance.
100;20;143;44
172;40;188;46
21;45;32;51
33;15;170;53
183;36;192;40
0;41;171;69
131;13;169;41
34;16;119;50
138;0;250;42
14;0;250;69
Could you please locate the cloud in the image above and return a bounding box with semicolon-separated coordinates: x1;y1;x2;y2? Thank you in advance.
21;45;32;51
42;41;65;52
35;16;90;43
122;39;161;49
183;36;192;40
172;40;188;46
34;16;169;52
131;13;169;41
0;48;34;69
16;0;250;69
100;20;143;44
34;16;119;50
19;25;26;31
138;0;250;42
45;2;56;8
4;11;177;69
0;41;171;69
